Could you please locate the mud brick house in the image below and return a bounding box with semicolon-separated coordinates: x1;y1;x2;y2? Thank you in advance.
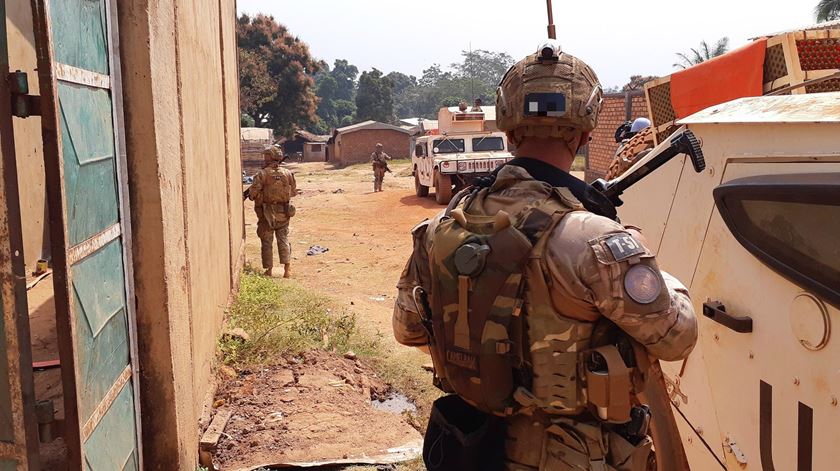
328;121;412;165
283;130;330;162
584;90;649;181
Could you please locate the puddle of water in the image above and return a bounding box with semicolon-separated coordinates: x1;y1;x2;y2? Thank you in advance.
371;392;417;414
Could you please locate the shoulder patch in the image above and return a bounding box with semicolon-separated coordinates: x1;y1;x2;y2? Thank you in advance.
603;233;645;262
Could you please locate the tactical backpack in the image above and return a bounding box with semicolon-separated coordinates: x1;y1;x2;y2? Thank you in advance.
426;187;596;416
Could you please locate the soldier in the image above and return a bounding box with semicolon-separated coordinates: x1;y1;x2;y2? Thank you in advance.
393;44;697;471
249;145;297;278
371;143;391;192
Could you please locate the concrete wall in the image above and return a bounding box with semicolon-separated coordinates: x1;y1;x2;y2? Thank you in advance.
585;92;648;182
119;0;243;468
6;2;48;270
335;129;410;165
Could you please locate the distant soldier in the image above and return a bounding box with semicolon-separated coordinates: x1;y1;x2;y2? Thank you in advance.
470;98;483;112
371;143;392;192
607;118;654;180
249;145;297;278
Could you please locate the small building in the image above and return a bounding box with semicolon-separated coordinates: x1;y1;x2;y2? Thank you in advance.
329;120;412;165
241;127;274;170
282;129;331;162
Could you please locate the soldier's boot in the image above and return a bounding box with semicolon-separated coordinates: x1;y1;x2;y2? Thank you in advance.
283;263;291;279
263;267;272;277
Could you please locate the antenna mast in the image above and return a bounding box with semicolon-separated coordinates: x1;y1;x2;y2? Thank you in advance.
469;42;475;101
546;0;556;39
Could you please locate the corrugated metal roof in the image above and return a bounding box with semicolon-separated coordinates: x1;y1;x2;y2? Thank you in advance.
335;120;411;134
240;127;273;141
295;129;330;142
679;92;840;124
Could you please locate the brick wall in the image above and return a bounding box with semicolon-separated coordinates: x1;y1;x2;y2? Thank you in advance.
585;91;649;182
335;128;411;165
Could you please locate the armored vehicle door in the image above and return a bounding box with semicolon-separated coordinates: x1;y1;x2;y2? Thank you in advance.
692;161;840;470
31;0;144;468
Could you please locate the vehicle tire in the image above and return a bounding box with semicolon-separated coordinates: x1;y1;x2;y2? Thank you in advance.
415;168;429;197
434;170;453;205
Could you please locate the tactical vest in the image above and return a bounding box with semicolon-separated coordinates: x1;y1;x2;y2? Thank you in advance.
260;166;294;203
427;187;603;417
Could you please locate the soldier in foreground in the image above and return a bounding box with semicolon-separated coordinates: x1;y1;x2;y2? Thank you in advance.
371;143;391;192
393;44;697;470
249;146;297;278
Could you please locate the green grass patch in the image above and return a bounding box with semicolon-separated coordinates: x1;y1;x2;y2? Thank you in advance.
219;267;378;368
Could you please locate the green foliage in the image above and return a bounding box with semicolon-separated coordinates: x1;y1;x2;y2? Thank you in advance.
355;68;395;123
674;38;730;69
237;14;321;136
312;59;359;132
622;75;657;92
219;270;378;367
816;0;840;21
240;113;256;127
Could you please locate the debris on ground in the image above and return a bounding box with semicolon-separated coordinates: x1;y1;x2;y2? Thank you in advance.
306;245;329;256
332;188;344;194
222;328;251;343
209;350;422;470
369;296;386;302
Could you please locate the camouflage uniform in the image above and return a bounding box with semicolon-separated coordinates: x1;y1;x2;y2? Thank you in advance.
393;45;697;471
249;160;297;273
606;127;655;180
394;162;696;470
371;148;391;192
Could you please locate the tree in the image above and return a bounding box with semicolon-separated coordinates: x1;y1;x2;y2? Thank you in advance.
674;38;730;69
311;59;359;132
622;75;657;92
240;113;256;127
816;0;840;21
386;71;419;118
355;68;395;123
237;14;321;136
451;49;514;99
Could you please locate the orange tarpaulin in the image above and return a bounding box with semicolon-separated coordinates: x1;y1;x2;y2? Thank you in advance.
670;38;768;119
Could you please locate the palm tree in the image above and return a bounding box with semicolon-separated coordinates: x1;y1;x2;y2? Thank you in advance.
673;38;730;69
815;0;840;21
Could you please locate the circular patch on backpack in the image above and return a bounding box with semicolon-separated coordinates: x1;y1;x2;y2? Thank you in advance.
624;265;661;304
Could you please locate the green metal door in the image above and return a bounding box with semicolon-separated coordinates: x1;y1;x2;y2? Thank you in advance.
0;1;40;469
30;0;143;468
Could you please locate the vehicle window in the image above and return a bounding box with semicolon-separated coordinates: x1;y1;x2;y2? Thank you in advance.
415;144;425;157
472;137;505;152
714;173;840;307
433;138;465;154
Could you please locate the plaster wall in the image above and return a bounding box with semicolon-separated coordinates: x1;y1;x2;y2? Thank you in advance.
6;1;48;269
119;0;243;468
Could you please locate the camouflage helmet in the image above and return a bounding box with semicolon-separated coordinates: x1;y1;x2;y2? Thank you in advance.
496;42;603;143
263;145;283;161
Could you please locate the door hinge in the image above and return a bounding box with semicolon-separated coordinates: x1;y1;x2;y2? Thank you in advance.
8;71;41;118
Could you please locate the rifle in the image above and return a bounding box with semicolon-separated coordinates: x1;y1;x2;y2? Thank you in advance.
243;186;251;200
591;125;706;207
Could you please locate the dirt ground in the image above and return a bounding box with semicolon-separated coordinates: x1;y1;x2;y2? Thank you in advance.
219;159;581;470
213;350;421;470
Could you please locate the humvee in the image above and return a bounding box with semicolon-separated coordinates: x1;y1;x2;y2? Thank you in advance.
412;105;514;204
617;92;840;470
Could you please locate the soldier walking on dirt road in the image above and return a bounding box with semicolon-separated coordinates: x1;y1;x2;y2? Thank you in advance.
393;43;697;471
371;143;391;192
249;145;297;278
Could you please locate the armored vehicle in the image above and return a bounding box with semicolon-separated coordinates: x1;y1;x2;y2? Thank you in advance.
412;105;513;204
617;92;840;470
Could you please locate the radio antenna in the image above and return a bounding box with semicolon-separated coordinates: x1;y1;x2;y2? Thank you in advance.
546;0;556;39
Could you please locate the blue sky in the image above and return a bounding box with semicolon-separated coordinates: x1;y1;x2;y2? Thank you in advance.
238;0;817;88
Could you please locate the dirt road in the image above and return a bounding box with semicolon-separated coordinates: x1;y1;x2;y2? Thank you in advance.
244;160;438;353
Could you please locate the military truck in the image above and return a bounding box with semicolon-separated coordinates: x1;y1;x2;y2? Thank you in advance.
412;105;514;204
615;92;840;470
